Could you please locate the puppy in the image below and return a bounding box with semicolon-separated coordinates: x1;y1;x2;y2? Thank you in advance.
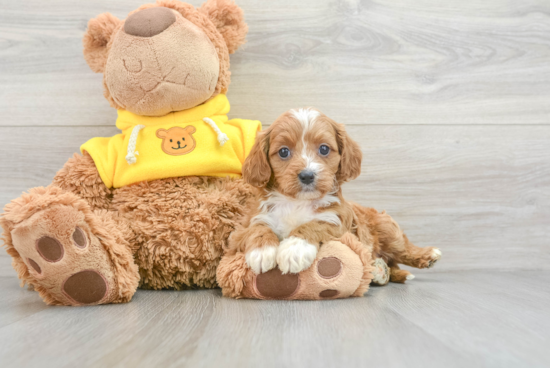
228;108;441;282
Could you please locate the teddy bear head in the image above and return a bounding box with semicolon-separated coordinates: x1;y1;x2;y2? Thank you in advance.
83;0;248;117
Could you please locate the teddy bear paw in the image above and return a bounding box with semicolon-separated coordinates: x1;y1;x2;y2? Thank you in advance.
247;239;367;300
10;205;120;306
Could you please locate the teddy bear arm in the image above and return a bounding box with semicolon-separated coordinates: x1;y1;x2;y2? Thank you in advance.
52;151;112;211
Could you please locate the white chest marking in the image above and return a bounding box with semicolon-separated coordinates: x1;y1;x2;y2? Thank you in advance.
251;192;341;240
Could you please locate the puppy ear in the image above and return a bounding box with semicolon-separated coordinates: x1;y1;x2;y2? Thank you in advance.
242;128;271;187
199;0;248;54
331;119;362;182
83;13;121;73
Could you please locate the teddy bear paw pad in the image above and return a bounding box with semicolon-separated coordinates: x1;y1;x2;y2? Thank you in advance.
254;268;299;299
319;289;339;298
27;258;42;274
317;257;342;278
63;270;108;305
36;236;65;262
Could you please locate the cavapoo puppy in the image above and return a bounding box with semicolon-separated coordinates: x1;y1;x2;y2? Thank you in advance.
228;108;441;282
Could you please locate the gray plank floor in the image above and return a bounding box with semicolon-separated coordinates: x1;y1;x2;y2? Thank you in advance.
0;270;549;367
1;0;549;367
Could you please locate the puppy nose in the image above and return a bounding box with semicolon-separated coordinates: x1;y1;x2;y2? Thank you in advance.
124;7;176;37
298;171;315;185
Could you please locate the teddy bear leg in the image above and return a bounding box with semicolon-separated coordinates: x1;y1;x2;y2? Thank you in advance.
1;186;139;306
217;233;375;300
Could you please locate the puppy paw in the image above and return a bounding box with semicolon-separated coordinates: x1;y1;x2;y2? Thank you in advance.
428;248;442;268
413;247;443;269
277;237;317;274
245;246;278;274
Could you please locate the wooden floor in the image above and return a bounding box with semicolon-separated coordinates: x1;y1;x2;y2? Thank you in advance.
1;0;549;367
1;268;549;367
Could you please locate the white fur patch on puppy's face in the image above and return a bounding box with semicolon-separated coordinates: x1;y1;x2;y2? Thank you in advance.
293;109;324;199
291;108;319;133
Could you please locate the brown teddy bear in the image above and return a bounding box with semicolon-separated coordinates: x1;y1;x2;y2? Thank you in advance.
0;0;380;305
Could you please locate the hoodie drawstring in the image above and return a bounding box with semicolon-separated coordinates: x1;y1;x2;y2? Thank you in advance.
203;117;229;146
125;124;145;165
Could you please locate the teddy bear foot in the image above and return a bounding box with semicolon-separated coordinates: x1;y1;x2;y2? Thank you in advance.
217;233;374;300
1;187;139;306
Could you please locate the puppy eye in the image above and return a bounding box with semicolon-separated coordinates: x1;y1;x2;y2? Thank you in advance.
319;144;330;156
170;139;173;142
278;147;290;159
182;137;185;141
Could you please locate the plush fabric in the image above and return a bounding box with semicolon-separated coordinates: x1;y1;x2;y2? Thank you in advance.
81;94;261;188
109;174;257;290
82;13;121;74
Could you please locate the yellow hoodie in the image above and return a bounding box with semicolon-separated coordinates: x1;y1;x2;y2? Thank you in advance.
81;94;261;188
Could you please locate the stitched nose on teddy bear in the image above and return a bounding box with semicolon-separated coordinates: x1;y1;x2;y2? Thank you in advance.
124;7;176;37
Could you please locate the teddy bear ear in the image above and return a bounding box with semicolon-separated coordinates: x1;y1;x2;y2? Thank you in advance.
156;129;168;138
184;125;196;134
83;13;121;73
199;0;248;54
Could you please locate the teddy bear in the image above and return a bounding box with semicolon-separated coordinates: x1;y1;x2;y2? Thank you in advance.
0;0;385;306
